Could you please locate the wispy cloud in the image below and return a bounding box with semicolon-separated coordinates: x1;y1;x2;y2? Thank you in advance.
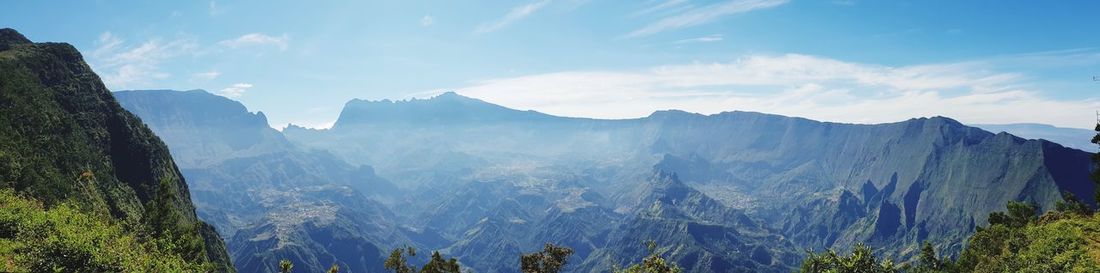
218;33;289;51
217;83;253;98
445;52;1100;129
626;0;788;38
631;0;691;17
90;32;198;89
475;0;553;34
675;34;723;44
421;15;435;27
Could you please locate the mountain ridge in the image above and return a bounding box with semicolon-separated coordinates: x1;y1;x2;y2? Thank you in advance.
118;85;1095;272
0;28;234;272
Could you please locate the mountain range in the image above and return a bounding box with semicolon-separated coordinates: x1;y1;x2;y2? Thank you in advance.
3;25;1096;273
116;89;1096;272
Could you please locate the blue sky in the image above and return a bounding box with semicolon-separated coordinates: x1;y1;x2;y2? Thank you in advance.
3;0;1099;129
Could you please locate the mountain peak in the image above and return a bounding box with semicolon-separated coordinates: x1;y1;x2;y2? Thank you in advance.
0;28;31;50
332;92;555;128
114;89;274;133
436;91;462;98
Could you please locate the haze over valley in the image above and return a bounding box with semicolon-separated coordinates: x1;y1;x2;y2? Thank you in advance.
2;1;1100;272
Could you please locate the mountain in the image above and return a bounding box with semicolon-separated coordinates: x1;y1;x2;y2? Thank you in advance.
332;91;560;128
0;28;233;272
974;123;1095;152
115;89;408;273
283;92;1095;270
115;89;292;168
577;172;800;273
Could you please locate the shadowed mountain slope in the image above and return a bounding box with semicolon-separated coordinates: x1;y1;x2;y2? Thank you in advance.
0;28;234;272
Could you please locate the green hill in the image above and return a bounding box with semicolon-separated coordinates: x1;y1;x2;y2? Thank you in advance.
0;28;234;272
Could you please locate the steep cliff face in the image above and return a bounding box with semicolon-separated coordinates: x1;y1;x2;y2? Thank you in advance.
115;89;291;168
642;111;1094;257
0;28;234;272
116;89;404;273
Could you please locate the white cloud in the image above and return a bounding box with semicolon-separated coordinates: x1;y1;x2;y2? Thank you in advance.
421;15;435;27
446;53;1100;129
217;83;253;98
475;0;552;33
218;33;289;51
675;34;723;44
191;70;221;81
89;32;198;89
626;0;788;38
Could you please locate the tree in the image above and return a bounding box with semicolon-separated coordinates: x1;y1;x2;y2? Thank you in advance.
955;201;1100;272
986;201;1037;228
799;243;899;273
144;177;204;262
614;240;683;273
384;247;462;273
1055;191;1092;216
385;247;417;273
421;251;461;273
910;241;946;272
1093;122;1100;206
278;259;293;273
520;243;574;273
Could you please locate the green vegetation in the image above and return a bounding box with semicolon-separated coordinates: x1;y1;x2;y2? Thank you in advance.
0;189;209;272
799;243;900;273
801;201;1100;273
521;243;575;273
383;246;462;273
954;209;1100;272
614;241;684;273
272;242;688;273
280;259;294;273
0;28;234;272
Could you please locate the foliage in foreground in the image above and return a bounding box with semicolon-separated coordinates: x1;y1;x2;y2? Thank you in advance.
280;242;691;273
799;243;900;273
383;246;462;273
800;200;1100;273
0;189;208;272
522;243;575;273
614;240;684;273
